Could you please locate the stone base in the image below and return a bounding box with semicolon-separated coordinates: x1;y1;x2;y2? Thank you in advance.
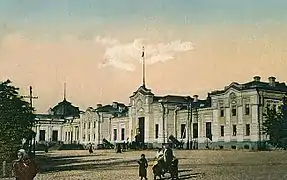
200;141;259;150
148;141;271;151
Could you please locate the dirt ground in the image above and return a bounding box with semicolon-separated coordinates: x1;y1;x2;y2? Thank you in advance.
31;149;287;180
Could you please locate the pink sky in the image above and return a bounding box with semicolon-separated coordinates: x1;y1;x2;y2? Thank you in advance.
1;3;287;113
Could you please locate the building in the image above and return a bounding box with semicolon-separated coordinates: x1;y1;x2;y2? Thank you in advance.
33;76;287;150
33;97;81;145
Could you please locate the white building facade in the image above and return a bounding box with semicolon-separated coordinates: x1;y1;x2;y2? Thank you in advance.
33;76;287;150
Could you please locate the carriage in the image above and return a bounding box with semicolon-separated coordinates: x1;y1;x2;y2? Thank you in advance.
152;158;179;180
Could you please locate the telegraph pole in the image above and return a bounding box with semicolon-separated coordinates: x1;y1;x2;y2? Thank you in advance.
21;86;38;108
21;86;38;157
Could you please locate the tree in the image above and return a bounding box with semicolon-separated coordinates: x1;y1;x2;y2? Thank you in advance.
263;100;287;149
0;80;36;161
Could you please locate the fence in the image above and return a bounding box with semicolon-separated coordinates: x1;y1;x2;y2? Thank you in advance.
0;161;13;178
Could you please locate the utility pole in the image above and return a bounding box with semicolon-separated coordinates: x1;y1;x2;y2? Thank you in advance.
21;86;38;109
21;86;38;158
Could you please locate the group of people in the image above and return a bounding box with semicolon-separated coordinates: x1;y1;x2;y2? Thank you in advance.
137;144;175;180
12;149;39;180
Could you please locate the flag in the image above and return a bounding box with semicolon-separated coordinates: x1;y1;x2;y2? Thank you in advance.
141;46;144;57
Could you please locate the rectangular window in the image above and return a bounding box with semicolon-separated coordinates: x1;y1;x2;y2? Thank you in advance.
88;134;90;141
232;106;237;116
83;134;85;141
88;122;90;129
94;121;96;128
83;123;86;129
181;124;186;139
193;123;198;138
220;126;224;137
113;129;117;141
245;104;250;115
246;124;250;136
121;128;125;140
206;122;212;140
220;108;224;117
155;124;159;139
94;133;96;140
233;125;237;136
65;132;67;141
68;132;70;141
52;130;58;141
39;130;45;141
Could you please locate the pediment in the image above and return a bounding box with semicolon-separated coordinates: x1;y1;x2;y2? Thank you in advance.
130;85;154;98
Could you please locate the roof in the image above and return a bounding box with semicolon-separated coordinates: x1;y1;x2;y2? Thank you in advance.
153;95;211;109
96;102;128;117
153;95;192;104
210;78;287;95
51;99;80;119
130;85;154;98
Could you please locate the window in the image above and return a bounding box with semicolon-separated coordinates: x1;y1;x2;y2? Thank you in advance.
39;130;45;141
246;124;250;136
232;125;237;136
206;122;212;140
94;134;96;140
220;126;224;137
83;134;85;141
121;128;125;140
181;124;186;139
94;121;96;128
88;122;90;129
68;132;70;141
65;132;67;141
220;108;224;117
83;123;86;129
52;130;58;141
193;123;198;138
245;104;250;115
155;124;159;139
232;106;237;116
113;129;117;141
88;134;90;141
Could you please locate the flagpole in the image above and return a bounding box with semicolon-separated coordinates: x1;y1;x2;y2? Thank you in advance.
142;46;146;87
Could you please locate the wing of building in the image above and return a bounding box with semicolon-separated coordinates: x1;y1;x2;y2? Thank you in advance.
33;76;287;150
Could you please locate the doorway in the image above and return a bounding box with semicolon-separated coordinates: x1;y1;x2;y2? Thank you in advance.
138;117;145;145
206;122;212;140
52;130;58;141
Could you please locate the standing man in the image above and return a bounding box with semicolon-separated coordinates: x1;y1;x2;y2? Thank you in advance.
163;143;174;170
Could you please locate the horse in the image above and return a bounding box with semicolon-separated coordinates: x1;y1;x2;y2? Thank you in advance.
152;158;179;180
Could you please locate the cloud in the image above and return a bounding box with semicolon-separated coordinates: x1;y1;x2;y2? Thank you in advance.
95;36;194;71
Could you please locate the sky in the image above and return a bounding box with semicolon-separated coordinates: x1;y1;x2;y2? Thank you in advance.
1;0;287;113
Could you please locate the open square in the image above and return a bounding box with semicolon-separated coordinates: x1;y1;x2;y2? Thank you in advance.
33;150;287;180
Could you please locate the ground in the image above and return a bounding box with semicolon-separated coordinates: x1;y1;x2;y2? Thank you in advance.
25;149;287;179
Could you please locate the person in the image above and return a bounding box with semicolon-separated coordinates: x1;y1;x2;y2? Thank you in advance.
116;144;122;153
12;149;38;180
137;154;148;180
88;144;93;154
163;143;174;172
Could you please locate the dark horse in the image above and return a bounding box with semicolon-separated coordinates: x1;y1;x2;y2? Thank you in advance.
152;158;179;180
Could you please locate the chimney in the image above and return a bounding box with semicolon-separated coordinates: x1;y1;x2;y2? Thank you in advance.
193;95;198;103
112;102;118;108
253;76;261;82
96;104;102;108
268;76;276;86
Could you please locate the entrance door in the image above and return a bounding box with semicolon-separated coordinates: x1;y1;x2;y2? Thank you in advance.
52;130;58;141
138;117;145;145
206;122;212;140
39;130;45;141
